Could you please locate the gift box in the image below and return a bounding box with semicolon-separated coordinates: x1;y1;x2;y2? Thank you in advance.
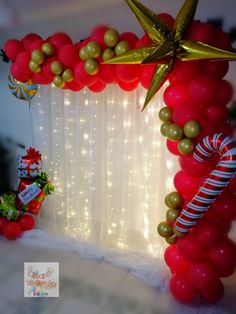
16;173;54;215
0;193;21;220
17;147;42;179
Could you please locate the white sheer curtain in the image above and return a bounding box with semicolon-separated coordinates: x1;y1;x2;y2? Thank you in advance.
28;83;179;287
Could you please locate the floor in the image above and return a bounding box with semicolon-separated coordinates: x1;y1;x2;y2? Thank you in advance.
0;237;235;314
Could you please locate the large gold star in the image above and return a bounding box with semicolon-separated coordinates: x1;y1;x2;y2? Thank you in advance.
105;0;236;111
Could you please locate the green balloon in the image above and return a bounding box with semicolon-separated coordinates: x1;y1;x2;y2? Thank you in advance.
158;107;172;122
53;75;65;88
104;29;120;48
184;120;201;138
157;221;173;238
51;61;63;75
29;60;41;73
115;41;130;56
62;69;74;82
102;48;115;61
160;121;171;137
166;191;183;209
86;41;102;59
166;209;180;222
166;234;177;245
31;50;45;65
79;46;89;61
178;138;194;155
84;59;99;75
41;43;54;56
167;124;184;141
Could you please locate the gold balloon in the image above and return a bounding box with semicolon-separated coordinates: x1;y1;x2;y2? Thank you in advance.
115;41;130;56
86;41;102;59
53;75;65;88
157;221;173;238
62;69;74;82
79;46;89;61
41;43;54;56
166;234;177;245
166;209;180;222
31;49;45;65
178;138;194;155
29;60;41;73
51;61;63;75
105;0;236;111
102;48;115;61
84;59;99;75
104;29;120;48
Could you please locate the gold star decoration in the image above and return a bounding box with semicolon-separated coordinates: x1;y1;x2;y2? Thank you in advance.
105;0;236;111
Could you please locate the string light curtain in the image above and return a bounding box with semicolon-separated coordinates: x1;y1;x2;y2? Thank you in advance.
30;83;179;284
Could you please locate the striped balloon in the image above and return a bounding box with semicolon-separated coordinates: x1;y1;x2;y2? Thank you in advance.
175;133;236;234
8;74;38;101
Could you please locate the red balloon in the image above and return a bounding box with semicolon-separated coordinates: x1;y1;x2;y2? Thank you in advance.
91;25;109;49
205;103;228;124
49;32;72;49
174;171;200;197
169;273;197;303
135;34;152;48
66;80;83;92
188;262;218;289
188;75;219;105
88;80;106;93
226;175;236;193
179;155;211;177
172;104;200;127
200;279;224;302
140;65;156;89
215;30;231;50
16;51;30;66
3;222;22;240
168;61;199;84
4;39;23;61
164;83;189;109
10;62;31;82
203;61;229;79
99;64;116;84
31;72;52;84
30;39;45;52
156;13;175;29
203;212;231;234
0;217;8;234
118;78;139;92
22;33;42;50
42;57;57;79
116;64;141;83
216;80;233;105
164;245;191;273
188;22;217;46
177;234;204;262
166;139;181;156
18;214;35;231
193;218;221;248
58;44;79;68
74;62;96;86
208;239;236;269
120;32;138;49
211;192;236;221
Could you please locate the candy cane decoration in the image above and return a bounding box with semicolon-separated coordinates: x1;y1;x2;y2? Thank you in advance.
175;133;236;234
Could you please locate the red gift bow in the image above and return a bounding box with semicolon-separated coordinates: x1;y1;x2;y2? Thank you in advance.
23;147;42;164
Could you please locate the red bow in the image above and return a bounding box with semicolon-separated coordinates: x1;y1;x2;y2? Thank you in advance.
23;147;42;163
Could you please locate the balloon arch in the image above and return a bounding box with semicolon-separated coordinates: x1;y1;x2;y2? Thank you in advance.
2;0;236;305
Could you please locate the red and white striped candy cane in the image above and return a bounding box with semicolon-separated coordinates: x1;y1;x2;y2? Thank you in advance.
175;133;236;234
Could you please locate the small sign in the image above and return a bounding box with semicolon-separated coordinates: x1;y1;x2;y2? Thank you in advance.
18;183;41;205
24;262;59;297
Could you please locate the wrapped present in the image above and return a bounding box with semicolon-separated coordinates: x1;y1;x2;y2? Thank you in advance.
17;147;42;179
16;172;54;215
0;193;21;220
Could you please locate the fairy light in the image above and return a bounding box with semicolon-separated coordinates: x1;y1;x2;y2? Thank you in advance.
32;83;179;257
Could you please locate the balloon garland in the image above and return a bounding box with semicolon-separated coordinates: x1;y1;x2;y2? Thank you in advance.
0;148;54;240
3;0;236;304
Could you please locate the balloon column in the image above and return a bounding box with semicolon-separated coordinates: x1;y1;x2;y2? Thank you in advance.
0;148;54;240
3;0;236;304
